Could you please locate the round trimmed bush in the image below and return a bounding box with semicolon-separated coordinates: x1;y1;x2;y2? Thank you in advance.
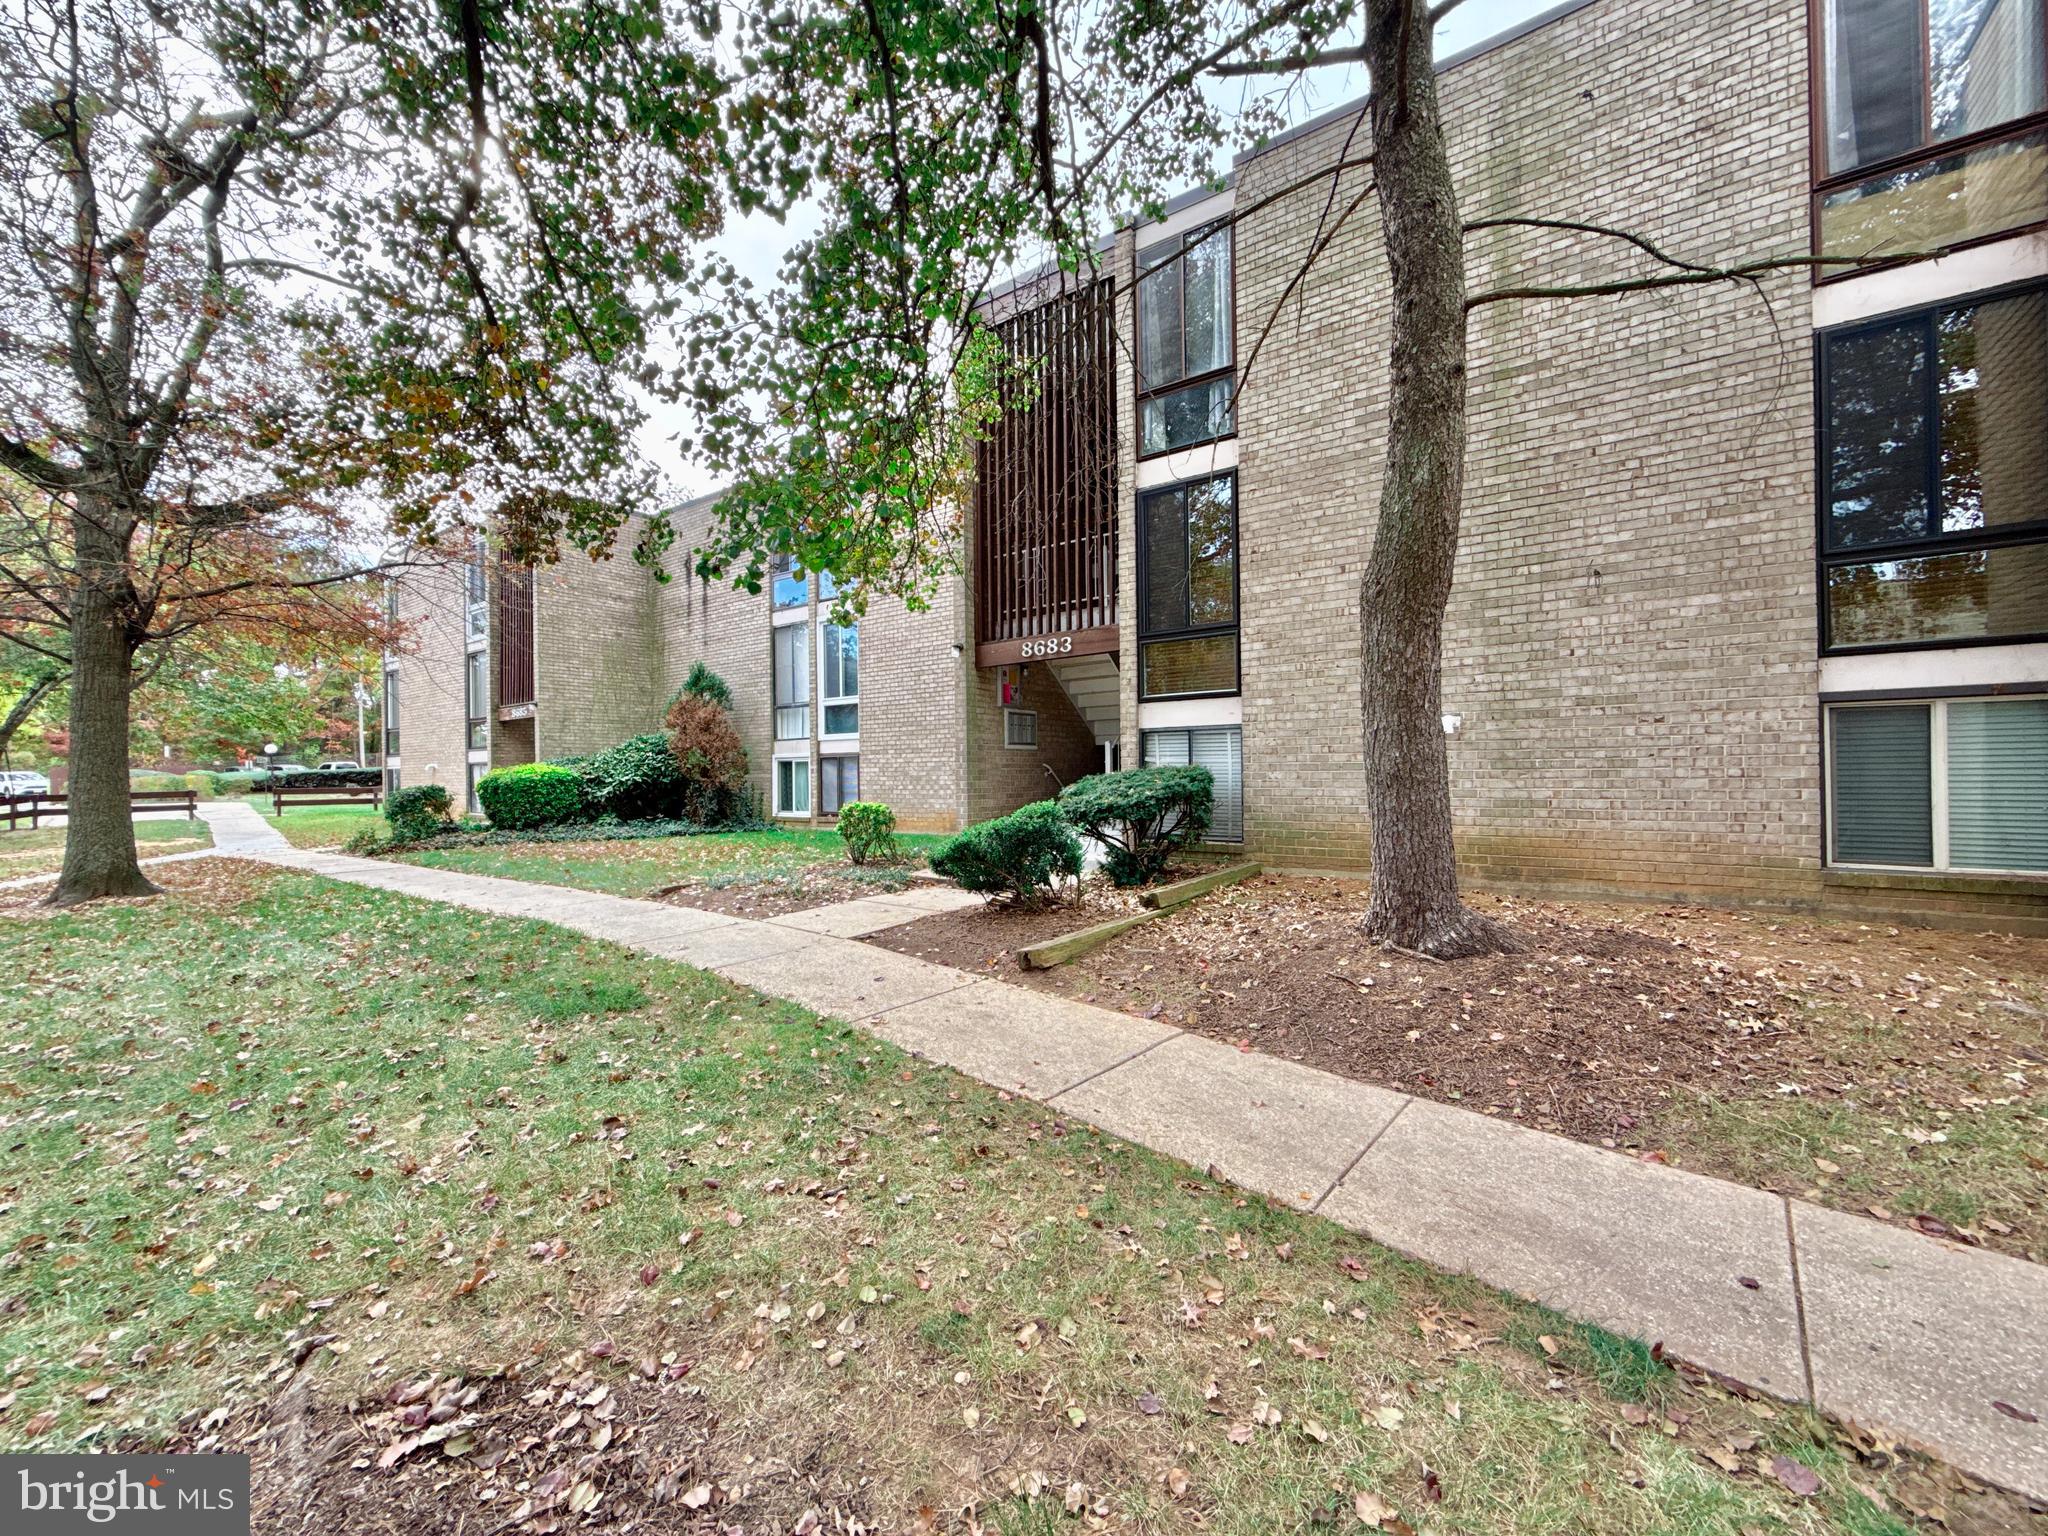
1057;765;1213;886
579;733;688;821
930;801;1082;908
476;762;586;830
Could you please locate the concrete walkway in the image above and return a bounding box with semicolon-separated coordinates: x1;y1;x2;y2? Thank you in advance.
207;845;2048;1500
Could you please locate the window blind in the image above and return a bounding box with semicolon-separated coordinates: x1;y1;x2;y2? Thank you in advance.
1947;699;2048;872
1831;704;1933;866
1142;725;1243;843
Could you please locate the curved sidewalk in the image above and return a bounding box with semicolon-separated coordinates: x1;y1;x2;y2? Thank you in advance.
239;843;2048;1502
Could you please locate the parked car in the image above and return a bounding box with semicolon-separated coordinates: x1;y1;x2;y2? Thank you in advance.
265;762;311;775
316;759;360;772
0;770;51;798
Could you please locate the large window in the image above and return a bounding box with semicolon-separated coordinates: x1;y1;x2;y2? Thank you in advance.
1828;696;2047;872
1137;224;1233;456
465;556;489;640
1139;473;1238;697
465;649;489;750
1816;0;2048;260
1819;285;2048;649
774;622;810;739
774;756;810;817
382;667;400;757
820;755;859;815
1141;726;1243;843
821;622;859;737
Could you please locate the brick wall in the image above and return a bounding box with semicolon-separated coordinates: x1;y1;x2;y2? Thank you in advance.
1233;0;1830;905
532;536;666;761
388;561;473;797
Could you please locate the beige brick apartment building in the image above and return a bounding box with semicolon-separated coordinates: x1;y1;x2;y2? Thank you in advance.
391;0;2048;929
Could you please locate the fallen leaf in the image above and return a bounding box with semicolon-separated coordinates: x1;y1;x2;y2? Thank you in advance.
1992;1400;2039;1424
1771;1455;1821;1497
1353;1489;1394;1528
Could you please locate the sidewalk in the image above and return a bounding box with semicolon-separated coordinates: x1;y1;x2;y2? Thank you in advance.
0;799;280;892
236;843;2048;1501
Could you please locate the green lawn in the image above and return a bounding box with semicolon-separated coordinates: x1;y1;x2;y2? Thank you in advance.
253;802;385;849
0;816;213;878
393;824;949;898
0;861;2001;1534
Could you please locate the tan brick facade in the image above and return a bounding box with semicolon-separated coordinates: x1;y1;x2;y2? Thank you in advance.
393;0;2047;932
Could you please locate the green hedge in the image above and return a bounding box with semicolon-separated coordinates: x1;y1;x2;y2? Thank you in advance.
1058;765;1212;886
255;767;380;791
385;784;452;842
573;734;687;821
476;762;586;830
930;801;1082;908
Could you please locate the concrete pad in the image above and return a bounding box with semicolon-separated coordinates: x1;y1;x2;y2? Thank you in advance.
1320;1099;1806;1398
867;980;1175;1098
768;897;931;938
1793;1202;2048;1501
717;938;974;1022
1054;1033;1408;1209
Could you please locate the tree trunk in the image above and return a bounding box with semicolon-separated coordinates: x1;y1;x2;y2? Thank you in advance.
1355;0;1517;958
48;495;155;906
0;671;63;761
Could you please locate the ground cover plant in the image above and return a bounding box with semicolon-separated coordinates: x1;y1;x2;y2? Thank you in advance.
0;818;211;878
0;862;2026;1535
872;874;2048;1261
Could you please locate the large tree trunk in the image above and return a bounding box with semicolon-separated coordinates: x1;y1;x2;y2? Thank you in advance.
49;495;155;906
1356;0;1517;958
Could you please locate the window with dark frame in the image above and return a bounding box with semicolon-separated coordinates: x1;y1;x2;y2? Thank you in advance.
775;756;810;817
1814;0;2048;263
1138;473;1239;698
465;649;489;750
382;668;400;757
1819;282;2048;650
465;555;489;640
1136;223;1233;456
819;755;859;815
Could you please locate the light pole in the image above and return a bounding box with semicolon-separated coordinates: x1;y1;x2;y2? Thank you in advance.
354;679;370;766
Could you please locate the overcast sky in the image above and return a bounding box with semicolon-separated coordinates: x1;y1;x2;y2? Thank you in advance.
646;0;1566;496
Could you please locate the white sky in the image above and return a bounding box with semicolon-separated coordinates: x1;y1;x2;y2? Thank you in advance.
644;0;1564;497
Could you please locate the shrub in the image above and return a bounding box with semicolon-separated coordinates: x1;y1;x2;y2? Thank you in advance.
1058;765;1213;886
476;762;586;830
255;767;380;791
838;801;898;866
930;801;1082;908
662;695;750;823
181;772;214;800
672;660;733;713
205;771;262;796
578;733;688;821
385;783;452;842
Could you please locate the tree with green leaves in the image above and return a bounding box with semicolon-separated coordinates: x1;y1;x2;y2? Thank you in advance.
0;0;723;904
683;0;1894;957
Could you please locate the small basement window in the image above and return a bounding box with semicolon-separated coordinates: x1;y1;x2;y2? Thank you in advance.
774;757;810;818
1829;696;2048;873
1004;708;1038;748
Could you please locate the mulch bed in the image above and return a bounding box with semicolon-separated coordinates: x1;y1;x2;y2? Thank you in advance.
865;873;2048;1253
651;864;917;919
864;881;1148;974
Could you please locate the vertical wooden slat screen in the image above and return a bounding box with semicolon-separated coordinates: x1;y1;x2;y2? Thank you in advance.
494;562;536;707
974;274;1118;649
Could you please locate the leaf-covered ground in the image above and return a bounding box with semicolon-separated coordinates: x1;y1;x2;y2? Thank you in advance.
0;816;214;878
876;878;2048;1261
0;863;2035;1535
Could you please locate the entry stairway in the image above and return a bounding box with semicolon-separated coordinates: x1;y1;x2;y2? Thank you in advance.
1048;651;1120;747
